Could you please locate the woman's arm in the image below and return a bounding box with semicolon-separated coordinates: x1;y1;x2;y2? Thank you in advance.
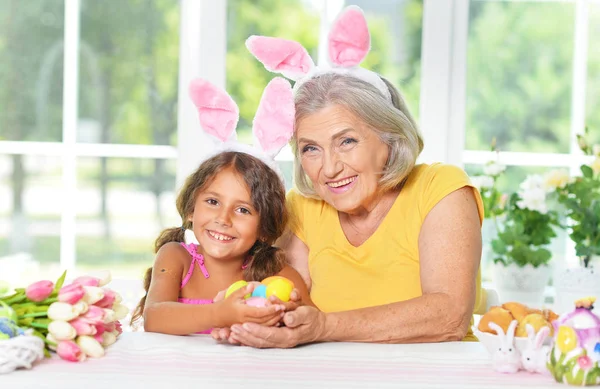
144;243;284;335
228;187;481;346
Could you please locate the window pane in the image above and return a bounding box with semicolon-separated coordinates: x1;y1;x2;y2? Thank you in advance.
78;0;180;145
226;0;321;143
465;164;567;283
0;155;62;286
587;4;600;146
347;0;422;119
0;0;64;142
75;157;179;280
466;1;575;153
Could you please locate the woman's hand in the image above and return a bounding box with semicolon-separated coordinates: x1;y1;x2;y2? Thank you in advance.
226;305;328;348
214;285;284;328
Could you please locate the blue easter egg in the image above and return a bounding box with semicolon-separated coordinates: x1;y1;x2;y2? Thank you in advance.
251;284;267;299
0;317;19;339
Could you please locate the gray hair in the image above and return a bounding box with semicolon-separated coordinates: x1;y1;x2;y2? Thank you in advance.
291;73;424;198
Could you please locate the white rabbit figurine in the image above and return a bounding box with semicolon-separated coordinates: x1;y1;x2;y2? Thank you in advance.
520;324;551;374
488;320;521;373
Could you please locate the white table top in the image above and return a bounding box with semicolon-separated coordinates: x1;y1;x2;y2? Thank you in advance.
2;332;567;388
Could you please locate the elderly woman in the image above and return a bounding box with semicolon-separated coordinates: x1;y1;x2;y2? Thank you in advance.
213;6;484;347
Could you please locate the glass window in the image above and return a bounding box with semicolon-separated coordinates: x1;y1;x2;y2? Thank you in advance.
0;155;62;286
75;157;179;278
465;1;575;153
78;0;180;145
586;4;600;146
225;0;321;144
0;0;65;142
347;0;423;119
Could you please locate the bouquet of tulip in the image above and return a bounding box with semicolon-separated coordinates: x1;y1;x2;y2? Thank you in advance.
0;270;128;372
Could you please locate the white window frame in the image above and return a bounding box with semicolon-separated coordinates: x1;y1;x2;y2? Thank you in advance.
419;0;594;268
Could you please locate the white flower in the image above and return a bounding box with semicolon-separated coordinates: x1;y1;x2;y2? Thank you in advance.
72;301;89;315
47;302;79;321
82;286;105;305
77;335;105;358
112;303;129;321
48;320;77;341
101;332;117;347
593;144;600;157
543;169;572;191
484;161;506;177
102;309;116;324
471;175;494;190
518;175;548;213
592;157;600;175
88;270;112;287
113;292;122;305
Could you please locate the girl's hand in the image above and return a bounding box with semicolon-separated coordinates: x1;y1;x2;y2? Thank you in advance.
215;284;284;328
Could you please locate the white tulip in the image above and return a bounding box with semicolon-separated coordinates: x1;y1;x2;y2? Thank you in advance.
88;270;112;287
77;335;105;358
102;309;116;324
112;304;129;321
72;301;89;315
82;286;104;305
113;292;122;304
46;333;59;351
101;332;117;347
47;302;79;321
48;320;77;341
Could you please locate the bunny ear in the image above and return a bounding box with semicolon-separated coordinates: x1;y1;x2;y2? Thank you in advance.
534;327;550;348
488;322;505;338
506;320;518;343
252;77;295;156
525;324;536;342
328;5;370;67
246;36;314;81
189;78;239;142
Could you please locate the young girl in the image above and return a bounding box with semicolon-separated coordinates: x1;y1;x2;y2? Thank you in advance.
130;77;311;335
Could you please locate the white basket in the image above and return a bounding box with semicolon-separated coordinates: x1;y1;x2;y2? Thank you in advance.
0;335;45;374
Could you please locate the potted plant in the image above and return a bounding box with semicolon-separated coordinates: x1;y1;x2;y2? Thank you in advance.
552;129;600;313
491;174;560;306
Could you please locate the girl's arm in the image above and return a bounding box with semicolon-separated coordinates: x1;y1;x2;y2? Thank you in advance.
144;243;283;335
228;187;482;346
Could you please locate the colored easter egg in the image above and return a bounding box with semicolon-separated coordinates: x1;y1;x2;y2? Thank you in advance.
266;278;293;302
225;280;250;299
261;276;294;288
245;297;268;308
251;284;267;299
556;325;578;354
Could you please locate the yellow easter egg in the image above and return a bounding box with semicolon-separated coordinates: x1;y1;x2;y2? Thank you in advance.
261;276;294;288
225;280;250;299
265;278;293;302
556;325;578;353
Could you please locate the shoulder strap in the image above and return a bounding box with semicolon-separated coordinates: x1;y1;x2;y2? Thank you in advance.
179;243;210;289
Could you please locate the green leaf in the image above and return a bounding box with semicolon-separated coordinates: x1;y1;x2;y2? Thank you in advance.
581;165;594;179
53;270;67;293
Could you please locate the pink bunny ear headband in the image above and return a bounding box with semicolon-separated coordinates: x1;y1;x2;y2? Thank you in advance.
245;5;391;101
188;77;294;180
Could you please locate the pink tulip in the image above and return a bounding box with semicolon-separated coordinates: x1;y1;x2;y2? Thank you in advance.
72;276;100;287
93;333;104;343
69;318;97;336
25;280;54;302
95;324;105;336
58;283;85;304
80;305;104;325
95;288;116;308
57;340;86;362
115;321;122;335
104;322;116;333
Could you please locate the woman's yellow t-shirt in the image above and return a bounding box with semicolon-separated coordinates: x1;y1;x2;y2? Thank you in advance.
286;163;485;340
